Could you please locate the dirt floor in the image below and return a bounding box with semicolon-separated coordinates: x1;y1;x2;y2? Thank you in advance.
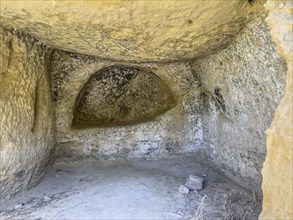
0;156;261;220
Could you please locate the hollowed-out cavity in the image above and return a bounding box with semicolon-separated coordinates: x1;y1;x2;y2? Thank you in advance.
72;65;177;128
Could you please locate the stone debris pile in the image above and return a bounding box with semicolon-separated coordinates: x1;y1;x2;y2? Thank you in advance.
179;175;204;194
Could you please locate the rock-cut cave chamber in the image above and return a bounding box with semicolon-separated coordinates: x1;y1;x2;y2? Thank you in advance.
0;0;292;219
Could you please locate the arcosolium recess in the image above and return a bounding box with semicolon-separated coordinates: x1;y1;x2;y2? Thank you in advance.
72;65;177;128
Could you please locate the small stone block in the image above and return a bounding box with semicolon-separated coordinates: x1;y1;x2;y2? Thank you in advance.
179;185;190;194
185;175;204;190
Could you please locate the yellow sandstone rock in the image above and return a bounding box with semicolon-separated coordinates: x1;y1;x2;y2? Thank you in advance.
0;0;250;62
260;1;293;219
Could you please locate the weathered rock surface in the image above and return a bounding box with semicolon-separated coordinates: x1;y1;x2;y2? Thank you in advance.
73;66;176;127
0;27;54;201
260;1;293;219
192;10;287;195
0;3;291;219
51;51;204;161
50;8;288;202
0;0;254;62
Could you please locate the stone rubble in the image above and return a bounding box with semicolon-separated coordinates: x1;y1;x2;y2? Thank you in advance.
185;175;204;190
178;185;190;194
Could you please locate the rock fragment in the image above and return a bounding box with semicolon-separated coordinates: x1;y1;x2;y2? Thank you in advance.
179;185;190;194
185;175;204;190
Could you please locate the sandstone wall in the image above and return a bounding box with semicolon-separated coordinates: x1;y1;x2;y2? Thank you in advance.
0;0;251;62
0;27;55;201
192;10;287;195
260;1;293;219
52;51;204;161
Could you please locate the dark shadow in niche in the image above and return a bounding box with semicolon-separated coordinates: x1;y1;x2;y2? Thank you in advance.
71;65;177;129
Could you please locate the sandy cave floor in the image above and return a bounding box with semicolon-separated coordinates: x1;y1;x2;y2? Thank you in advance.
0;156;260;220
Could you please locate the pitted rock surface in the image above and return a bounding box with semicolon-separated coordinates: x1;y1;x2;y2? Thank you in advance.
73;66;176;127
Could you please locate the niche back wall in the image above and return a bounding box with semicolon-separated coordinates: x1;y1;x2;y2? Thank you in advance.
51;51;204;161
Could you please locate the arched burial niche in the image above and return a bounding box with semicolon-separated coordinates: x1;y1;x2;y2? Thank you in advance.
72;65;177;128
